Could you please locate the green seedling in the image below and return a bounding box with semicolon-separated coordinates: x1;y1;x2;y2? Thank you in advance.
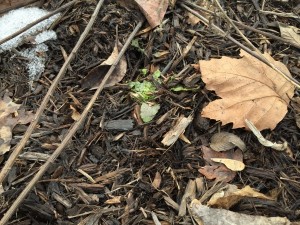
128;80;156;102
131;39;145;54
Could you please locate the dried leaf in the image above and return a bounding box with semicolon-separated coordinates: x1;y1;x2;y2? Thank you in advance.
190;199;291;225
0;96;34;155
81;43;127;89
210;132;246;152
278;22;300;46
161;115;193;146
134;0;168;28
210;158;245;171
0;126;12;155
200;50;295;131
199;146;243;182
208;184;274;209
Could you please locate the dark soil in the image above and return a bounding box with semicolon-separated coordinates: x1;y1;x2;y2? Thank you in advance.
0;0;300;224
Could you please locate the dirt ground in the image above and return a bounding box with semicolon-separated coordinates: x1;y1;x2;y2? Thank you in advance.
0;0;300;224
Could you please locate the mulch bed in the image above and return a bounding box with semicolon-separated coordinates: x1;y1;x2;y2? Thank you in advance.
0;0;300;224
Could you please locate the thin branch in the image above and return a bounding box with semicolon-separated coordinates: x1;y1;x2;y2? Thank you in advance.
0;0;78;46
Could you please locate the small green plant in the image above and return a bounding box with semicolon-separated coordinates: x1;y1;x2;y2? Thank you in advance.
131;39;145;54
128;80;156;102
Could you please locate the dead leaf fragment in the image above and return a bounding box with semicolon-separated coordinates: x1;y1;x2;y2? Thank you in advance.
210;132;246;152
0;126;12;155
199;146;244;182
81;43;127;89
190;199;291;225
210;158;245;171
0;95;34;155
161;115;193;146
134;0;168;28
208;184;274;209
278;22;300;47
200;50;295;131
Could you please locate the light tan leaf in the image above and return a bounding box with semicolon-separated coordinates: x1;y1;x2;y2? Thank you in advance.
200;50;295;131
0;95;20;121
210;158;245;171
0;96;34;155
208;184;274;209
0;126;12;155
81;43;127;89
134;0;168;28
278;22;300;46
210;132;246;152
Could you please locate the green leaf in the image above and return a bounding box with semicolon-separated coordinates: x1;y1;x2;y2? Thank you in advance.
128;81;156;101
152;70;161;80
140;103;160;123
140;68;148;76
131;39;144;53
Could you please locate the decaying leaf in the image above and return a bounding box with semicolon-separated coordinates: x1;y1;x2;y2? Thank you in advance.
81;43;127;89
200;50;295;131
210;158;245;171
140;102;160;123
210;132;246;152
278;22;300;47
134;0;168;28
190;199;291;225
0;95;34;155
0;126;12;155
208;184;274;209
199;146;243;182
161;115;193;146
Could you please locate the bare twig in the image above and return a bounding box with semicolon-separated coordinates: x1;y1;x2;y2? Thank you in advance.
180;2;300;88
0;13;143;225
0;0;78;46
0;0;94;195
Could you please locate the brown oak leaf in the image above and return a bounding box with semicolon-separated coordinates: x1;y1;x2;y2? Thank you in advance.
200;50;295;131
